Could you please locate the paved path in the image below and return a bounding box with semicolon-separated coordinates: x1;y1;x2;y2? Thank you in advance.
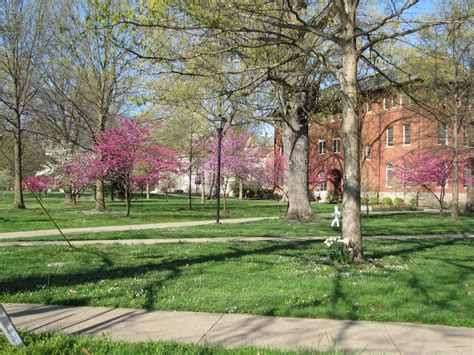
3;303;472;353
0;217;279;240
0;234;471;247
0;210;434;241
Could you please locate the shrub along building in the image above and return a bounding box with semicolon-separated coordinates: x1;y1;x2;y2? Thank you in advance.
274;74;471;208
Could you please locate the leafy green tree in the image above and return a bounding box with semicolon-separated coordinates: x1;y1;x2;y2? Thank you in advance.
39;0;138;211
0;0;48;208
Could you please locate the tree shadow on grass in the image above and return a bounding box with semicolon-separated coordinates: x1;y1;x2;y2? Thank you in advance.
367;238;466;259
0;241;315;301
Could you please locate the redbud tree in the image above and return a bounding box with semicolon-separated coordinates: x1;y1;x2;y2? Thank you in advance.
397;152;468;211
91;118;180;216
205;128;267;211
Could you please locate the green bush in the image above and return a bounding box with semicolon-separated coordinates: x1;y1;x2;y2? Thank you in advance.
361;197;368;205
372;205;420;212
409;197;418;206
256;189;276;200
394;197;404;205
382;197;393;205
369;197;380;205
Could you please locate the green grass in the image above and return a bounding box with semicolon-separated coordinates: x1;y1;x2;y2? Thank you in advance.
2;213;472;242
0;332;341;355
0;239;472;327
0;191;336;232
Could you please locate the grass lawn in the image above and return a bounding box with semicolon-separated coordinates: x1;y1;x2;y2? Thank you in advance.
0;332;340;355
0;332;337;355
0;190;336;232
2;213;472;242
0;239;472;327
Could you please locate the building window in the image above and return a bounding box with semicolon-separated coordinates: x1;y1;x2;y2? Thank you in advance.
438;123;448;145
463;165;469;188
386;164;394;188
365;145;371;160
319;181;327;191
386;126;394;147
318;139;326;155
464;129;470;147
383;95;399;110
403;124;411;145
365;102;372;113
332;137;341;153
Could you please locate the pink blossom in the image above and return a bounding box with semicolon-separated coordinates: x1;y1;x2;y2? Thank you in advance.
24;175;53;194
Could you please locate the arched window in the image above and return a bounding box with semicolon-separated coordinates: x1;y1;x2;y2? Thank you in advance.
386;163;394;188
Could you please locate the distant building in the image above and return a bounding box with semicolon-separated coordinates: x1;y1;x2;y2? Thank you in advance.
275;75;470;206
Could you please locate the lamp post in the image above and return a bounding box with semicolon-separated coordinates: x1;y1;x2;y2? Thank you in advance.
210;115;226;224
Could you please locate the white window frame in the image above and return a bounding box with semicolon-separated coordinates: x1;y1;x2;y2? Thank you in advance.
332;137;341;153
386;126;394;147
386;164;394;188
403;124;411;146
365;145;371;160
318;139;326;155
366;102;372;113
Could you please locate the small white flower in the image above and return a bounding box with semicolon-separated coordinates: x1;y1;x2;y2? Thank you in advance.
47;262;65;269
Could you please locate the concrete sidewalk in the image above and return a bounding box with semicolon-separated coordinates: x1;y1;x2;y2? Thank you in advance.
0;217;278;240
3;303;473;354
0;234;471;247
0;210;432;240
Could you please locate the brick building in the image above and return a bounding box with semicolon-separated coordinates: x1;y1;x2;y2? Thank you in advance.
275;77;470;206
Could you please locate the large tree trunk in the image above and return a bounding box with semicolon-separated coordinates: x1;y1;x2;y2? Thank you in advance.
282;116;313;220
95;179;106;211
239;179;243;200
125;187;131;217
13;128;25;209
451;108;459;220
339;40;364;262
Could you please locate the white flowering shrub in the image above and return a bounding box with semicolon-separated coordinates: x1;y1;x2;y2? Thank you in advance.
323;237;354;264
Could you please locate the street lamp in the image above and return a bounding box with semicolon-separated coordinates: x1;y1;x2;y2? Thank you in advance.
209;115;226;224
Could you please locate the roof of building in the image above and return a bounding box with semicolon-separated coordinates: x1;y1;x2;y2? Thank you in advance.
358;70;421;92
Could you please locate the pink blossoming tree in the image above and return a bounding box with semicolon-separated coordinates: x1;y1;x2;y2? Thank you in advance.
60;154;96;205
91;118;180;216
205;128;267;212
261;151;286;200
24;175;54;199
397;152;468;212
